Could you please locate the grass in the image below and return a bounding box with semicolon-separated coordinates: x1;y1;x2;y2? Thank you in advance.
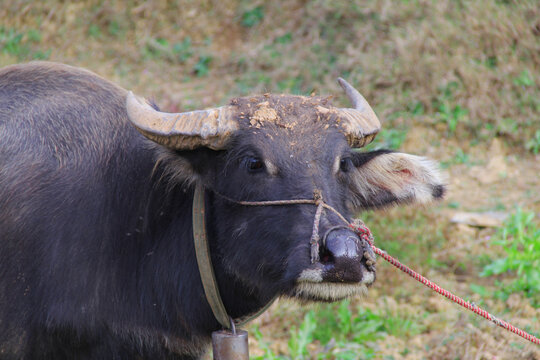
434;81;469;136
0;26;50;60
252;299;426;360
480;208;540;305
526;130;540;154
2;1;538;148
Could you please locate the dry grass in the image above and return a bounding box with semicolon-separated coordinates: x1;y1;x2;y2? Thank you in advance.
2;0;538;141
1;1;539;359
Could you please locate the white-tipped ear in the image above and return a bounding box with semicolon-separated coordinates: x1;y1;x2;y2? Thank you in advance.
348;152;447;211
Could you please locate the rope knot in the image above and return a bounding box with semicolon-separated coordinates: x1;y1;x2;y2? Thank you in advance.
313;189;323;205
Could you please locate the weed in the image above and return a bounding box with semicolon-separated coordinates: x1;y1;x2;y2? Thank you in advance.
447;201;460;209
288;311;316;358
144;37;194;64
107;20;122;38
0;27;25;57
495;117;518;136
251;325;287;360
481;208;540;304
407;101;425;116
469;283;490;298
88;24;101;38
172;37;193;63
250;298;426;359
235;71;271;94
513;70;535;88
194;55;212;77
362;128;408;151
0;27;48;60
26;29;42;43
526;130;540;154
241;6;264;27
275;32;292;44
32;49;51;60
434;82;468;136
440;148;472;169
277;76;305;95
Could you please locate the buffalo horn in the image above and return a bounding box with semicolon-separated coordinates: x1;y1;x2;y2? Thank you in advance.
126;92;239;150
337;78;381;148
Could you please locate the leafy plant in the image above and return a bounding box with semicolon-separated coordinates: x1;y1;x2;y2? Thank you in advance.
194;55;212;76
0;27;25;56
88;24;101;38
241;6;264;27
513;70;535;87
32;49;51;60
434;82;469;135
440;147;472;169
526;130;540;154
362;128;408;151
143;37;194;64
251;325;287;360
480;208;540;303
436;102;468;135
172;37;194;63
407;101;425;116
275;32;292;44
288;311;317;358
277;76;305;95
0;27;48;60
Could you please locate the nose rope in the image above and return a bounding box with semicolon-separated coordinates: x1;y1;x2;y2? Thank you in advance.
233;196;349;224
204;187;540;344
217;189;350;264
195;186;353;330
310;190;325;263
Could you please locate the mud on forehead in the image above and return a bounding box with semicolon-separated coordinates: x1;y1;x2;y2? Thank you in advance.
229;94;347;152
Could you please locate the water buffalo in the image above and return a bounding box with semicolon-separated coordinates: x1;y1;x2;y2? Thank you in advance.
0;62;445;359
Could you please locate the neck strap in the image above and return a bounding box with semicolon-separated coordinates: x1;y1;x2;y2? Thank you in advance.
192;183;276;329
192;183;231;328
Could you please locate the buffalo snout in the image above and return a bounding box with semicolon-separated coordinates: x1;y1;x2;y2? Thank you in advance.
320;228;375;284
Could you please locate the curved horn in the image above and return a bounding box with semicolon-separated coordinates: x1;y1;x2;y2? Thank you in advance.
337;78;381;148
125;92;239;150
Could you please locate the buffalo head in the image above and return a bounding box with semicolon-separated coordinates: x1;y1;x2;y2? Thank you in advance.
125;79;445;305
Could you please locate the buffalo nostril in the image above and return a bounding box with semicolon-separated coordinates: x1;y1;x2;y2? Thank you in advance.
319;246;333;264
324;229;361;260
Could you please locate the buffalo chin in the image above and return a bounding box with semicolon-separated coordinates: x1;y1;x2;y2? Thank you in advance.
292;281;370;302
290;264;375;302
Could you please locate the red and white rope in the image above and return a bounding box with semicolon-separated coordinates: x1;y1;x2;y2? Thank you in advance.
220;190;538;345
350;222;540;346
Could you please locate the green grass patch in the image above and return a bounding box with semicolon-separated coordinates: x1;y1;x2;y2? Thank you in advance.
143;36;195;64
434;82;469;136
480;208;540;305
194;55;212;77
526;130;540;154
0;26;50;60
240;5;264;27
362;127;408;151
360;209;446;270
252;299;426;359
440;147;474;169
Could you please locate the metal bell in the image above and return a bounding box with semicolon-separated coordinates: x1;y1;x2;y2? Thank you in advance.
212;328;249;360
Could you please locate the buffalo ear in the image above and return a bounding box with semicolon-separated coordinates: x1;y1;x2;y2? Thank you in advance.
346;150;446;211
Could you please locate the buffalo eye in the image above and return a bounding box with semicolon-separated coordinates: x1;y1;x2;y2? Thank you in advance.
245;156;264;173
340;157;353;173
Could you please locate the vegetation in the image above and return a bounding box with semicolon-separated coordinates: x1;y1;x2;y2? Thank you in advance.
1;0;538;358
481;208;540;305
